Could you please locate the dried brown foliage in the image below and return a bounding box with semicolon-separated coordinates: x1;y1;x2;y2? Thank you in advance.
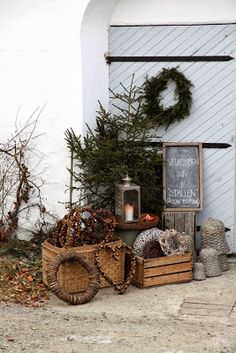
0;253;49;307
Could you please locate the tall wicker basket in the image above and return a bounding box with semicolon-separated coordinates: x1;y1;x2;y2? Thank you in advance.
42;238;125;293
200;218;230;254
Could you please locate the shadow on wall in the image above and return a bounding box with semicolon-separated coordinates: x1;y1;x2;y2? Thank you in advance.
80;0;119;133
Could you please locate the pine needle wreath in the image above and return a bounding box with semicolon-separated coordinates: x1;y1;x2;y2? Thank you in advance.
142;67;193;130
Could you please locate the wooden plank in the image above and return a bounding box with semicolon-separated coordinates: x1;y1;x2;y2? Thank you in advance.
184;212;196;241
143;252;192;268
183;297;235;307
181;298;234;317
110;24;233;57
135;256;144;265
174;213;185;232
135;257;144;284
162;212;175;229
144;262;192;277
180;307;231;317
131;277;143;288
143;271;192;287
182;303;232;311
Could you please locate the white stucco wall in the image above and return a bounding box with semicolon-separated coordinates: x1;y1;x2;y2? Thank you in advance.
0;0;89;231
111;0;236;24
81;0;119;131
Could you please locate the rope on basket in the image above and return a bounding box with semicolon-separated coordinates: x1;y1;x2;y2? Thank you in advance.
46;252;100;304
94;242;136;295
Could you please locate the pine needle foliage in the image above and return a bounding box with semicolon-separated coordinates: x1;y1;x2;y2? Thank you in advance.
65;76;163;215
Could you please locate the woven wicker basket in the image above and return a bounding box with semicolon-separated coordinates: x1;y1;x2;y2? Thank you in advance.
200;218;230;254
199;248;222;277
193;262;206;281
42;238;125;293
219;254;229;272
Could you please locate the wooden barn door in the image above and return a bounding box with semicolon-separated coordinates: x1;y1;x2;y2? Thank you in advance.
109;24;236;252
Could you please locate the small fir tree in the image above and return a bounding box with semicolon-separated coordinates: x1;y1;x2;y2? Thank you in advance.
65;76;163;215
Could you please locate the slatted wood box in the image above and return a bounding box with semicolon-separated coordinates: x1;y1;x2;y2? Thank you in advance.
131;252;193;288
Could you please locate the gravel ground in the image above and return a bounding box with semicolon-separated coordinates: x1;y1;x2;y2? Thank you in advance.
1;262;236;353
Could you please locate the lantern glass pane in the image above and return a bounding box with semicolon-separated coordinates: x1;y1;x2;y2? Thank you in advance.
124;190;139;220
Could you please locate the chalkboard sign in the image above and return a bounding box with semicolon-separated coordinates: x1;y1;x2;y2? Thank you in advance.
163;142;203;211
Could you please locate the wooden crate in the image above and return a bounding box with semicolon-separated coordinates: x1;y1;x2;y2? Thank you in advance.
131;252;193;288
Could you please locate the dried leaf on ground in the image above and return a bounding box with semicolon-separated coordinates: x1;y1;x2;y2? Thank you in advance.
0;254;49;307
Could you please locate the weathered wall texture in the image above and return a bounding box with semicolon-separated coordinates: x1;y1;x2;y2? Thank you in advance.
0;0;89;229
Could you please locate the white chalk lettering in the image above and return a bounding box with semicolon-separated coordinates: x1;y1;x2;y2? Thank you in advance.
167;198;181;205
177;170;188;178
167;158;199;167
183;199;200;206
168;188;198;198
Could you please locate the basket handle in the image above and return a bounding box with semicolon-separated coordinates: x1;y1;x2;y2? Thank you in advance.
94;242;136;294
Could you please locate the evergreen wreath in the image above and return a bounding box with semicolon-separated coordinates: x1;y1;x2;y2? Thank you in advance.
142;67;193;129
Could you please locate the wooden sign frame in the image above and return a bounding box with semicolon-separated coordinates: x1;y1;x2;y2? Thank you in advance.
163;142;203;212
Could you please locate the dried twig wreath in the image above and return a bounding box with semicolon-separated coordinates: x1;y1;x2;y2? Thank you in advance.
159;229;189;256
51;207;115;248
94;242;136;295
46;252;100;304
141;239;165;259
142;67;193;129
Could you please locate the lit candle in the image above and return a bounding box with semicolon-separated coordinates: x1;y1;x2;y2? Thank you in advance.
125;203;134;222
143;214;155;222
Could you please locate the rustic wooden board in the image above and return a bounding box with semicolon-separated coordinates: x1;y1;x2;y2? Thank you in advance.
183;297;235;307
184;213;196;241
180;308;231;317
143;271;192;287
144;262;192;277
180;297;235;317
162;212;196;232
174;213;185;234
163;212;175;230
143;252;192;268
135;258;144;285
